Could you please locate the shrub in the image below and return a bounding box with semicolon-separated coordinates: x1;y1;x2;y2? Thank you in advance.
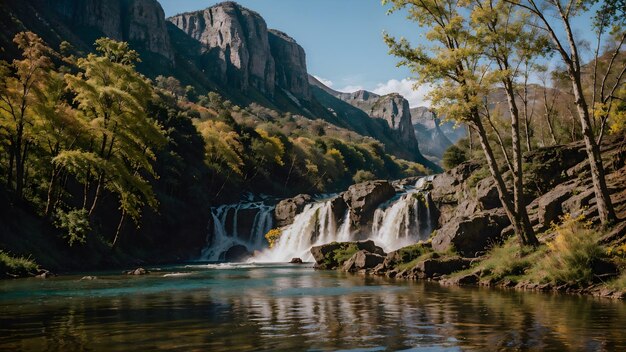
353;170;376;183
534;215;605;285
264;228;282;248
333;243;359;265
55;208;91;246
442;145;467;170
0;251;38;278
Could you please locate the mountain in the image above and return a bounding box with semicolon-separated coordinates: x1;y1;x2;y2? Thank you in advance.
0;0;438;171
308;76;459;163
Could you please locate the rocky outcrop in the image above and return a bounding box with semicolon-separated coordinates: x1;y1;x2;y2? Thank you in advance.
268;29;311;101
168;2;275;94
431;210;510;256
310;240;385;270
274;194;313;227
52;0;174;62
223;244;251;262
168;2;312;101
342;181;396;229
342;250;385;272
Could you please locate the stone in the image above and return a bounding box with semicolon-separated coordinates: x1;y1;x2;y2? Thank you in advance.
274;194;314;227
310;240;385;270
289;257;303;264
80;276;98;280
431;210;510;256
36;270;56;279
535;180;577;230
342;250;385;272
342;180;396;228
414;257;472;278
126;268;149;275
475;177;500;210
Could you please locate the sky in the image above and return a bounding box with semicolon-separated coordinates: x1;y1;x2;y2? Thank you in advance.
158;0;601;108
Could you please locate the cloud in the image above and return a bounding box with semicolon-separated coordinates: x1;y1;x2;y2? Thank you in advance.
312;75;334;88
372;79;432;108
337;84;365;93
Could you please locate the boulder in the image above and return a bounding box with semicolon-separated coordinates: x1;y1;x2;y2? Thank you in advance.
535;180;577;229
310;240;385;269
342;250;385;272
126;268;149;275
342;180;396;228
430;161;480;204
274;194;313;227
289;257;303;264
431;210;510;256
475;177;500;210
399;257;473;279
36;270;56;279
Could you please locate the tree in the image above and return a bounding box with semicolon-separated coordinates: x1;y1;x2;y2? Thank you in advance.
383;0;539;247
442;145;467;170
0;32;54;199
471;0;546;245
60;38;166;245
507;0;619;225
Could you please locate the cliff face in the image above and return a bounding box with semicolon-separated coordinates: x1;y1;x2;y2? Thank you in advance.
269;29;311;101
168;2;311;101
168;2;275;95
369;94;421;156
51;0;174;63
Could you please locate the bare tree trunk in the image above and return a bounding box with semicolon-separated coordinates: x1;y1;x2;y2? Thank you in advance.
570;74;617;224
473;115;538;247
503;79;538;245
112;211;126;249
89;173;104;217
44;166;61;217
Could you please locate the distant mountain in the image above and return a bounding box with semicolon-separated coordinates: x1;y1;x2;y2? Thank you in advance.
0;0;439;171
309;75;462;163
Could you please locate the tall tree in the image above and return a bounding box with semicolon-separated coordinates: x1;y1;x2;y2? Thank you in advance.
508;0;619;225
383;0;539;246
58;38;166;245
471;0;546;246
0;32;54;199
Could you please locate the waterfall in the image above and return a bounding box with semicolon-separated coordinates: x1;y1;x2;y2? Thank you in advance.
200;200;274;261
202;177;437;263
251;177;436;263
253;199;341;262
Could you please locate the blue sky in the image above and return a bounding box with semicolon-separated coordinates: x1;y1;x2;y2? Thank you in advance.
158;0;601;107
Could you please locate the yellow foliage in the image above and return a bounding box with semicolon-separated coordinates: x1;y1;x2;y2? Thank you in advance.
264;228;282;248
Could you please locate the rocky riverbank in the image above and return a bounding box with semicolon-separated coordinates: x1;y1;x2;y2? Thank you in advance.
309;135;626;299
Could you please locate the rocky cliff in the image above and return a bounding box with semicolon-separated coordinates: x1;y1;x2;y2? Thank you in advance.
51;0;174;63
168;2;311;101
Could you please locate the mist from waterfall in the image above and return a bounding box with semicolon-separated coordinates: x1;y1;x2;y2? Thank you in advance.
200;177;436;263
200;201;274;261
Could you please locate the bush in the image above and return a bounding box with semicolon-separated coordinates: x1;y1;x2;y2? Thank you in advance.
534;215;606;285
353;170;376;183
442;145;467;170
0;251;38;278
264;228;282;248
55;208;91;246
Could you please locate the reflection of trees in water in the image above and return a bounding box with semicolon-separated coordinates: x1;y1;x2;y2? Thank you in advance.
2;274;626;351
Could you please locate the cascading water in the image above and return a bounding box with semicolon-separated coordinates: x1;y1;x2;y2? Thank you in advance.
200;200;274;261
252;176;437;263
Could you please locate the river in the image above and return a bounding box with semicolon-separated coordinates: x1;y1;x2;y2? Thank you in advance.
1;263;625;351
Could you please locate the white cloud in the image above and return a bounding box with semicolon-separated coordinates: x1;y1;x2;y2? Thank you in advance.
312;75;334;88
337;85;365;93
372;79;432;108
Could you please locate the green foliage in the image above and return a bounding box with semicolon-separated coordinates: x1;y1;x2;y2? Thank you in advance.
55;208;91;246
0;250;39;278
532;216;606;285
442;145;467;170
353;170;376;183
333;243;359;265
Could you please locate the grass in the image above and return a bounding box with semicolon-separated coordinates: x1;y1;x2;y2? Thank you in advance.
396;252;437;272
607;273;626;291
0;250;39;278
333;243;359;265
529;215;606;285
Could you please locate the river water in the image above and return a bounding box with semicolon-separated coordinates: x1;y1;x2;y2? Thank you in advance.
1;263;625;351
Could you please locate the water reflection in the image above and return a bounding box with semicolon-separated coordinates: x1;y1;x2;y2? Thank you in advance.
1;264;625;351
